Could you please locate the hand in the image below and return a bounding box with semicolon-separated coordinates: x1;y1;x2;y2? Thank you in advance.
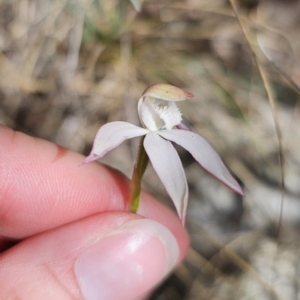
0;124;189;300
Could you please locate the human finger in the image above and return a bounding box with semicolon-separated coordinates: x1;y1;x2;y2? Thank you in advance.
0;124;189;258
0;212;187;300
0;125;179;238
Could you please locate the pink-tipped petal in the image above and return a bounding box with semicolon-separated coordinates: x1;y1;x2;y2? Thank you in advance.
158;130;244;196
144;132;188;224
176;123;192;131
142;84;194;102
84;122;148;164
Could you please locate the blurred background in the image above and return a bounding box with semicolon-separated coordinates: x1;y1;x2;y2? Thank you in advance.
1;0;300;299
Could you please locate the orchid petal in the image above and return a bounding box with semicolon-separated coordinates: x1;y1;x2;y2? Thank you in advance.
144;132;188;224
142;83;194;102
84;122;148;164
138;97;164;131
158;130;244;196
176;123;192;131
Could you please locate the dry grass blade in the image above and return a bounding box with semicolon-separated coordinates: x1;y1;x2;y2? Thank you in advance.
229;0;285;239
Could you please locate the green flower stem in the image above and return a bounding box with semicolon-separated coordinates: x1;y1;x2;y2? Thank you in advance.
130;136;149;213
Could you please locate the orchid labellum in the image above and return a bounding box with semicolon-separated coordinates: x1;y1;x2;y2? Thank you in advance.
84;84;243;224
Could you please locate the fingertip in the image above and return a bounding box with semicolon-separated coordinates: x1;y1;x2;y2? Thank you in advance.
138;193;190;261
0;213;186;300
75;219;180;300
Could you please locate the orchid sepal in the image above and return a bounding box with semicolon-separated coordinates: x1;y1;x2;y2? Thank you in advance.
141;83;194;102
144;132;189;224
83;121;148;164
158;129;244;196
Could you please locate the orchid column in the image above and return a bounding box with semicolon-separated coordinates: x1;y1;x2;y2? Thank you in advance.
84;84;244;224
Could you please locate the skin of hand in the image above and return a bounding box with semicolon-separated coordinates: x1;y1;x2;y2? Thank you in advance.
0;124;189;300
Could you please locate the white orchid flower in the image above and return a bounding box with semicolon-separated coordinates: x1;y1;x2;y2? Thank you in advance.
84;84;243;224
